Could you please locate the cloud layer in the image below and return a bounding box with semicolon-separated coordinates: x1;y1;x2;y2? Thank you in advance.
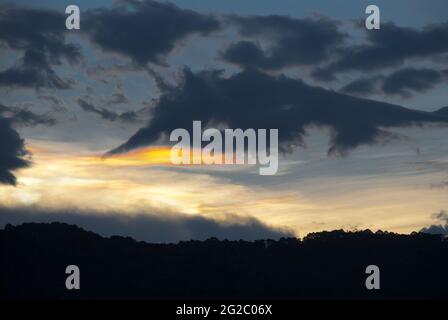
110;68;448;156
0;206;293;242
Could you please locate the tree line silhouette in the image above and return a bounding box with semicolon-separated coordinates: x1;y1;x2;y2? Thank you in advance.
1;222;448;299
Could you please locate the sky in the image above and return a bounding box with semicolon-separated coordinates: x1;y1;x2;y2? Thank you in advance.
1;0;448;242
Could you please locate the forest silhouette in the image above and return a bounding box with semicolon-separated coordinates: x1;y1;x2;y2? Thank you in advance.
2;222;448;299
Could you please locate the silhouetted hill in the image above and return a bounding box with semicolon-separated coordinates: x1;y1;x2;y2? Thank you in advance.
1;222;448;299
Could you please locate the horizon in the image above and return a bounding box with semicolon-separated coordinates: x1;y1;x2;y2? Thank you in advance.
1;0;448;243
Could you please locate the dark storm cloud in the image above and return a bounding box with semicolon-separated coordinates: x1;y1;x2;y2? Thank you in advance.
108;68;448;156
0;117;29;185
0;206;293;243
0;5;80;88
0;103;55;126
77;98;145;123
313;22;448;81
421;210;448;235
381;67;448;98
83;0;220;66
220;15;346;70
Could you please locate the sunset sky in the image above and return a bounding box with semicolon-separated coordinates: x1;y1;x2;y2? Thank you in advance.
1;0;448;242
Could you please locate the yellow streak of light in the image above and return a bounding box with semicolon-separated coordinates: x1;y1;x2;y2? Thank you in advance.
84;146;226;167
99;147;174;166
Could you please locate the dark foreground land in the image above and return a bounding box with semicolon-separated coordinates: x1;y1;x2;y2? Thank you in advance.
1;222;448;299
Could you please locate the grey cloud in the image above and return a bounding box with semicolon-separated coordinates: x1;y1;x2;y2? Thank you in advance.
0;44;73;89
0;5;80;63
0;5;80;89
340;76;381;96
86;63;141;80
38;95;67;112
83;0;220;66
0;206;294;243
38;95;62;106
0;64;70;89
381;67;448;98
108;92;129;105
0;117;30;185
430;180;448;189
341;68;448;97
221;15;346;70
313;22;448;81
77;98;146;123
108;68;448;156
421;210;448;235
0;103;56;126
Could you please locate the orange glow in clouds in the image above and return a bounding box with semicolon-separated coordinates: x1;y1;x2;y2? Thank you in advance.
98;146;224;167
100;147;174;166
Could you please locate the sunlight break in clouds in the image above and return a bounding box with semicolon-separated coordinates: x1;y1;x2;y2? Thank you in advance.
0;139;447;236
0;140;302;229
